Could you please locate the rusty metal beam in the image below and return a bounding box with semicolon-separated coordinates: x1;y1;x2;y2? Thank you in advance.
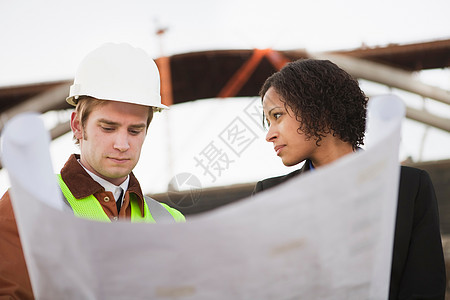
0;83;71;132
308;52;450;106
217;49;270;98
155;56;174;107
405;106;450;133
50;120;71;140
265;49;291;70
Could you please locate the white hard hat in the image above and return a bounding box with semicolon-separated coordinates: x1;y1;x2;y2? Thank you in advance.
66;43;168;111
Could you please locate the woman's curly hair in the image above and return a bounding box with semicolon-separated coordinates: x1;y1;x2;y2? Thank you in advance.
260;59;368;149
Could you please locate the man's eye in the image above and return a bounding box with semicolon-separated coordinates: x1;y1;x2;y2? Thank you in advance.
129;129;143;135
102;127;114;131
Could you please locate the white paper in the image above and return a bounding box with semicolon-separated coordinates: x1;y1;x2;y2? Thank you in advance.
1;94;404;300
1;112;65;212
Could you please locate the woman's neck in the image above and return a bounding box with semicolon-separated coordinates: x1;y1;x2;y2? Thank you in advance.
310;137;354;168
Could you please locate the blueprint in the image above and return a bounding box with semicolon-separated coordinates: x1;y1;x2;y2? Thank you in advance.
1;94;405;299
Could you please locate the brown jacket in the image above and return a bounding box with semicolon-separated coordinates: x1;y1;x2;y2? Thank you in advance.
0;154;148;299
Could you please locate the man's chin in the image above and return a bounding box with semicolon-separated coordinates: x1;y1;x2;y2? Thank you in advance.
102;169;132;182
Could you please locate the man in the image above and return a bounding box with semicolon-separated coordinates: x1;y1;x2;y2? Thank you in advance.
0;43;185;298
254;59;446;299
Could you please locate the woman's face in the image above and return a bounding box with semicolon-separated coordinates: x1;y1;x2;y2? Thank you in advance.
263;87;318;166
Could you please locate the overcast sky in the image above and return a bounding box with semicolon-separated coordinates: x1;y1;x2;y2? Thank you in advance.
0;0;449;194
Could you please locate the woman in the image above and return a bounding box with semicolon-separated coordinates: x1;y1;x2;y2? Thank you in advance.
254;59;445;299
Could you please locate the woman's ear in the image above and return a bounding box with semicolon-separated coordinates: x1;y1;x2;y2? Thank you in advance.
70;111;83;140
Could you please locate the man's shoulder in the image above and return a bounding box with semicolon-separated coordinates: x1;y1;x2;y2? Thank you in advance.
0;190;15;220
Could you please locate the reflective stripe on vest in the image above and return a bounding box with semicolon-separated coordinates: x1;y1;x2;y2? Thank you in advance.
57;174;176;223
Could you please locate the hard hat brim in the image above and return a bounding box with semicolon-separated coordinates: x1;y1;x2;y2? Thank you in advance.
65;95;170;111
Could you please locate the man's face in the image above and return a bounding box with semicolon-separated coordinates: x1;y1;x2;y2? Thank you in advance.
71;100;149;186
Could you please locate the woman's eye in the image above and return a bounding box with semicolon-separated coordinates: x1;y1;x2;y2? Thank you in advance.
274;113;282;119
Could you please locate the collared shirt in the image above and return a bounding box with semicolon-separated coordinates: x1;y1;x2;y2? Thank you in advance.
78;160;129;207
60;154;147;219
308;160;315;170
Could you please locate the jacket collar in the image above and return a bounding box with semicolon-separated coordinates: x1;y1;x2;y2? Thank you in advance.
60;154;144;205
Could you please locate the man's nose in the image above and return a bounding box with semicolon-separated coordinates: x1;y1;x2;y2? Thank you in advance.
114;132;130;152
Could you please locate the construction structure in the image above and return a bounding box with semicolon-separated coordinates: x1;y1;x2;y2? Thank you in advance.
1;37;449;208
0;38;449;214
1;38;449;136
1;37;450;295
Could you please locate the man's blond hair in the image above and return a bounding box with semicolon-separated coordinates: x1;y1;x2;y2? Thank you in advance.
73;96;154;144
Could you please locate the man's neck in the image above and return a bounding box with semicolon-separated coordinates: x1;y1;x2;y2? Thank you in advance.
77;159;129;193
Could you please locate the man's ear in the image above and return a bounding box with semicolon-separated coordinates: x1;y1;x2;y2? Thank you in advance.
70;111;83;140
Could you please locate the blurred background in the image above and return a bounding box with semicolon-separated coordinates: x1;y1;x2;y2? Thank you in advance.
0;0;450;295
0;0;449;204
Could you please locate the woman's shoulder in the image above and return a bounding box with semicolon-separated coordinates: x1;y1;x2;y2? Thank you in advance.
399;165;432;186
254;168;303;193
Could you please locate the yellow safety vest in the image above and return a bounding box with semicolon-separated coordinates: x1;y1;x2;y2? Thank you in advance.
57;175;185;223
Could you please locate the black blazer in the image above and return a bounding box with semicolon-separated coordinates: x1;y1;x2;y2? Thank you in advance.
254;160;446;300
